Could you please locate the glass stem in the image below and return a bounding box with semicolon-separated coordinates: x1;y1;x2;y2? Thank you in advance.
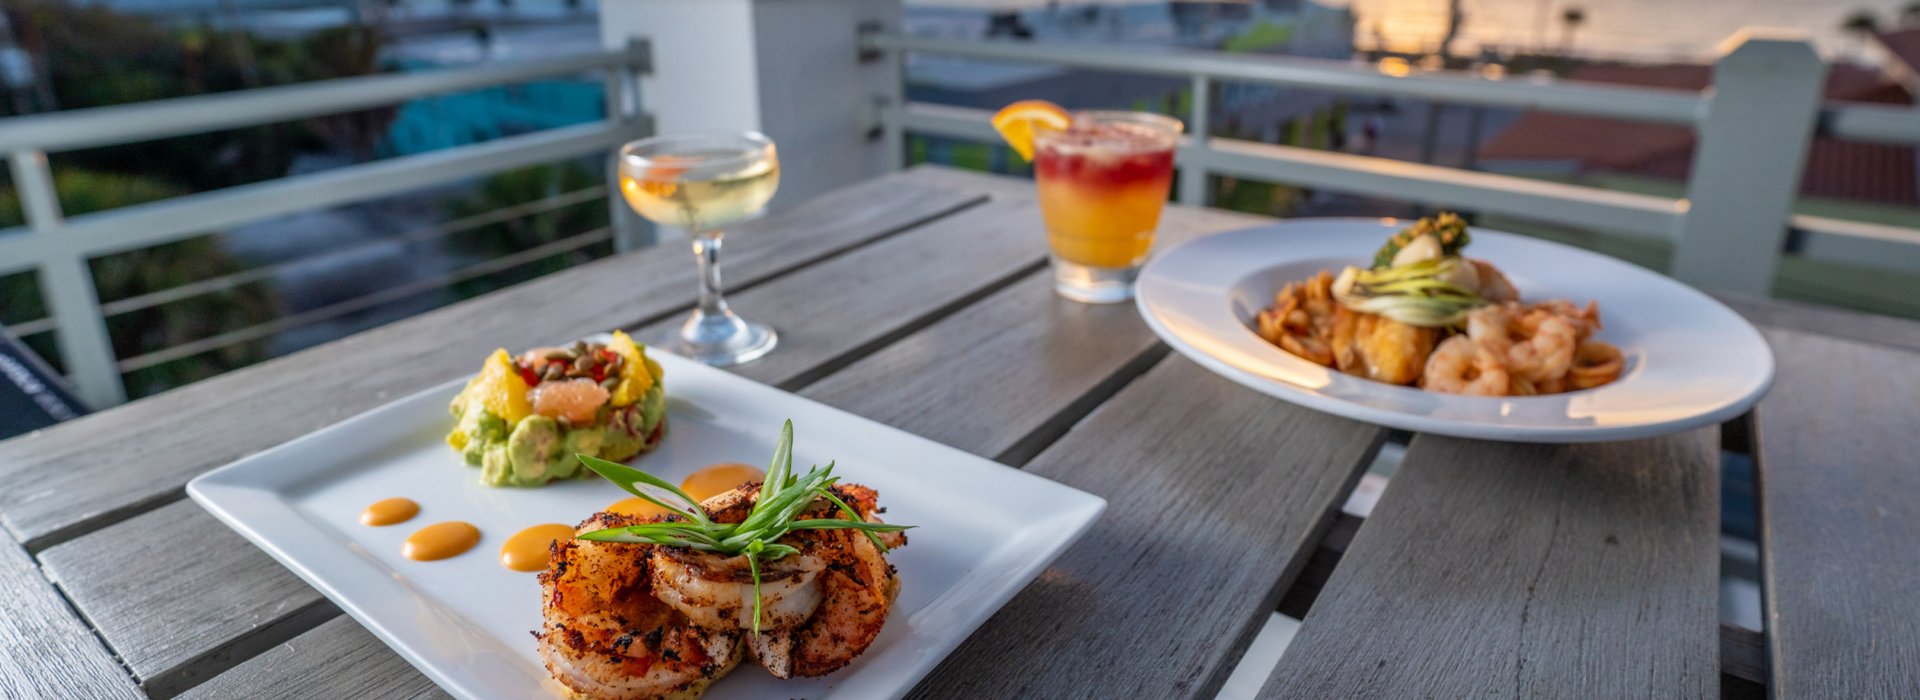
692;230;731;318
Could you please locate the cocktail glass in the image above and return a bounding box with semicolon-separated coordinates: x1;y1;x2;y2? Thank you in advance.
1033;111;1182;303
618;131;780;366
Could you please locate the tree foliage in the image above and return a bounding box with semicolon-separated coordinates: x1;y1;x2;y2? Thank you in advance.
0;171;280;398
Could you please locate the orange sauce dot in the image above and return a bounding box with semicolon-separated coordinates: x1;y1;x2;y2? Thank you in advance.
682;463;765;503
360;497;419;526
403;521;481;561
606;497;672;519
500;523;576;572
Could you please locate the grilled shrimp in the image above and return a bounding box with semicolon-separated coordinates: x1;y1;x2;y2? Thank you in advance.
651;547;826;630
648;484;826;631
1504;314;1576;383
538;513;743;700
1421;335;1510;396
1468;258;1520;304
1468;304;1576;385
746;483;903;679
650;482;903;646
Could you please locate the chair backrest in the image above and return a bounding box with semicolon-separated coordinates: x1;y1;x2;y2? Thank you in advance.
0;324;89;438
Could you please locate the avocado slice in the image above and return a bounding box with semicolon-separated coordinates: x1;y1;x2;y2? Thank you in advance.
553;428;603;479
638;385;666;436
480;443;513;486
507;416;561;484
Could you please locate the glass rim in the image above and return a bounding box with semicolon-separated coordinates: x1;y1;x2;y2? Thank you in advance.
1067;110;1185;135
620;130;776;175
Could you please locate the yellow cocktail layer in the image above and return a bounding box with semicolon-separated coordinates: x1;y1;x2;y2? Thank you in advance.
1037;177;1170;267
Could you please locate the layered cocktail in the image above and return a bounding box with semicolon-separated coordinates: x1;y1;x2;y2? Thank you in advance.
995;103;1182;303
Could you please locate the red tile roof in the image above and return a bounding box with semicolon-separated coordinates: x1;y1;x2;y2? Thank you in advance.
1875;28;1920;77
1479;63;1917;206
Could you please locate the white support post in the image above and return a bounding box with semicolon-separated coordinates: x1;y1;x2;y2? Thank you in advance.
1669;31;1827;295
599;0;904;213
1179;74;1212;206
8;150;126;407
605;38;655;253
866;23;907;171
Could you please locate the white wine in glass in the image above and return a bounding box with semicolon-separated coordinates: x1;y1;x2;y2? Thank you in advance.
619;131;781;366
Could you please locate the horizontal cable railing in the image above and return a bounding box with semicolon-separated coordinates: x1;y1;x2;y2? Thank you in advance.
864;31;1920;291
97;185;610;318
4;185;609;340
117;226;613;373
0;46;648;153
0;42;649;407
866;34;1707;125
0;122;632;263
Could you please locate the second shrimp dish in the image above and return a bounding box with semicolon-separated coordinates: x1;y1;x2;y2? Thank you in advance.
1255;213;1625;397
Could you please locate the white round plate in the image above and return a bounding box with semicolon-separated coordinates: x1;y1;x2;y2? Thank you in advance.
1135;218;1775;443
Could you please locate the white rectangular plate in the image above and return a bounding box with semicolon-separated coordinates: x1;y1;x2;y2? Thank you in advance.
187;352;1106;700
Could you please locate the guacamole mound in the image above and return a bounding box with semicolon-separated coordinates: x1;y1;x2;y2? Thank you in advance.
448;333;667;487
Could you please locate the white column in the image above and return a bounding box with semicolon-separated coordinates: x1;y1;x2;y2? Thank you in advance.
600;0;903;213
1669;30;1827;295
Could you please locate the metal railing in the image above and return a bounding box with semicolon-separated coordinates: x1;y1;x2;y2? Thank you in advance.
0;42;651;408
861;31;1920;298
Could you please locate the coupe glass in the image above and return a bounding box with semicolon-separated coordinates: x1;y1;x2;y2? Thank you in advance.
618;131;780;366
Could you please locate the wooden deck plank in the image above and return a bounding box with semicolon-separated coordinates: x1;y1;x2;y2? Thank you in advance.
798;200;1268;464
38;500;338;697
1755;328;1920;697
910;357;1386;699
1261;431;1721;698
175;616;448;700
0;168;988;551
1716;293;1920;354
0;537;143;700
800;271;1163;463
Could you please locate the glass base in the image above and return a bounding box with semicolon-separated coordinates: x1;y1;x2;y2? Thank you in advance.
657;310;777;367
1051;256;1141;304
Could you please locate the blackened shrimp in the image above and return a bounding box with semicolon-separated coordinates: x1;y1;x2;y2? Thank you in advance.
537;513;742;700
746;483;905;678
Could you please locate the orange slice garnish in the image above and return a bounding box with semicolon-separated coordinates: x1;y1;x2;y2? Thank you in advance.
991;100;1071;161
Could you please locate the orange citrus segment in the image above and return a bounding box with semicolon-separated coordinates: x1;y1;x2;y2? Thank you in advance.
606;330;655;407
469;349;532;424
991;100;1071;161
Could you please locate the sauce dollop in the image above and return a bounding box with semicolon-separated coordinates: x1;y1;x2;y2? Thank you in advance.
606;497;671;519
604;463;767;518
500;523;576;572
403;521;481;561
360;497;420;526
681;462;765;502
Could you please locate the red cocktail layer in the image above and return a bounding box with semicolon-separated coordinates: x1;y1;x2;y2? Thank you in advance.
1033;123;1176;185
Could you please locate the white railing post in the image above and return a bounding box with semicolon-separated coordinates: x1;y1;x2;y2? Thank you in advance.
1669;31;1826;294
605;38;655;253
1179;74;1212;206
8;151;126;407
862;23;907;171
599;0;904;212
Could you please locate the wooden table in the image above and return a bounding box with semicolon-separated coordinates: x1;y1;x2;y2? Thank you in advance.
3;166;1917;699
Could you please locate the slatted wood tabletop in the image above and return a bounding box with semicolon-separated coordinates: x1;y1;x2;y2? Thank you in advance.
2;166;1916;699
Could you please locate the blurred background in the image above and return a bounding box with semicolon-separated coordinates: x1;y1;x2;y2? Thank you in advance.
5;0;1915;403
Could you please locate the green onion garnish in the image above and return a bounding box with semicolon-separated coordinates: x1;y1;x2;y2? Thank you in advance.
575;420;912;633
1334;258;1484;327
